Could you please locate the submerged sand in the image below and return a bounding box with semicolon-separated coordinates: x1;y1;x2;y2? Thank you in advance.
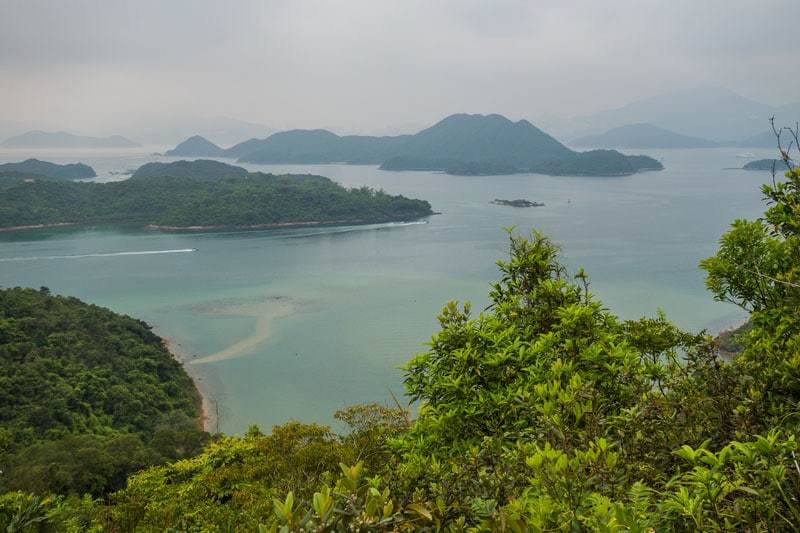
156;294;306;431
186;295;303;365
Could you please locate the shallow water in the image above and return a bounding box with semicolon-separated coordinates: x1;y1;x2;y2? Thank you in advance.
0;147;777;432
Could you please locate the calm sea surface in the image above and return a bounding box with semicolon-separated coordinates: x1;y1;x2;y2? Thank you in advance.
0;147;777;432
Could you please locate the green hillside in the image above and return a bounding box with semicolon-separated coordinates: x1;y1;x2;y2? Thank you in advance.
0;159;96;180
0;167;433;230
0;287;207;496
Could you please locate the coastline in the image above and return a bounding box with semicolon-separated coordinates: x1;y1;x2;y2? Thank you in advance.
162;336;216;433
0;216;432;234
0;222;75;232
144;219;367;232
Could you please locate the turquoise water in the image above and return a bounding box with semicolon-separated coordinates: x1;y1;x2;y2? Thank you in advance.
0;147;776;432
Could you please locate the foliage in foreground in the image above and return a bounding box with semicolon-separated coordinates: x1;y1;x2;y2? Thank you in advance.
2;165;799;530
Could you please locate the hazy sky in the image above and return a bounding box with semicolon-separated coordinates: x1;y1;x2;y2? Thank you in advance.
1;0;798;135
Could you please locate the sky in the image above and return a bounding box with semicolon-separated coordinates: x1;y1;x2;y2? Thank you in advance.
1;0;798;137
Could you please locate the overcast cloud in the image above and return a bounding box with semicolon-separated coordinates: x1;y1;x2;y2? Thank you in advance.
1;0;798;136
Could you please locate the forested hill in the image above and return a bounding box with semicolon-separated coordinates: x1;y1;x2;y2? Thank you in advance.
377;114;662;175
164;135;225;157
132;159;249;180
0;287;207;495
166;113;663;176
0;159;96;180
742;158;795;171
0;170;433;230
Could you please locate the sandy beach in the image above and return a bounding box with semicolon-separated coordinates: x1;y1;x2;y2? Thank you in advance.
162;336;216;432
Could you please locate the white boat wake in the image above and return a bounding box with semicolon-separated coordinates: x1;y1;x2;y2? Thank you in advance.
282;220;429;239
0;248;197;262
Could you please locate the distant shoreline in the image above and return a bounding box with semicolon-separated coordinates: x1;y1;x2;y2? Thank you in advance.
144;219;368;232
0;222;75;232
0;216;434;234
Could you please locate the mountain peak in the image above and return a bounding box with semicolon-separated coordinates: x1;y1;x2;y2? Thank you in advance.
165;136;225;157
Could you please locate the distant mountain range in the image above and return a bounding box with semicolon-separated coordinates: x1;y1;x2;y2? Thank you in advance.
0;159;96;180
120;116;273;146
572;123;718;149
165;113;662;177
1;131;140;149
575;87;800;145
737;131;781;148
573;122;790;150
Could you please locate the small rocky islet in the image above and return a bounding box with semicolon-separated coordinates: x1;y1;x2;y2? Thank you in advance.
490;198;545;208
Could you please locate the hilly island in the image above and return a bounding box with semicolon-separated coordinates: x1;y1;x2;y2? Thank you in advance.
166;113;663;176
0;160;433;231
0;159;96;181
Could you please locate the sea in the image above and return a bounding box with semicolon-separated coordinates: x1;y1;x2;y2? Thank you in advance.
0;146;777;432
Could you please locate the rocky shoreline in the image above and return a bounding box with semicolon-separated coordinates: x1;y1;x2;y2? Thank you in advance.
0;222;75;232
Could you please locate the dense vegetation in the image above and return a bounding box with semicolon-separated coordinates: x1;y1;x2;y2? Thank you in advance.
131;159;249;181
167;114;662;176
0;159;96;180
0;165;433;229
2;148;798;530
0;288;208;498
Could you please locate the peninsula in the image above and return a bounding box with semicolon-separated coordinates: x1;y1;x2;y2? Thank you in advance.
0;287;208;496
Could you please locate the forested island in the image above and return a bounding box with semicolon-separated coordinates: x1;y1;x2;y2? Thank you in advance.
165;114;663;177
0;160;434;231
2;156;799;530
0;159;96;180
742;158;795;171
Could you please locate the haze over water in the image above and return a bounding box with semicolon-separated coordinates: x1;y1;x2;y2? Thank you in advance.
0;147;772;432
